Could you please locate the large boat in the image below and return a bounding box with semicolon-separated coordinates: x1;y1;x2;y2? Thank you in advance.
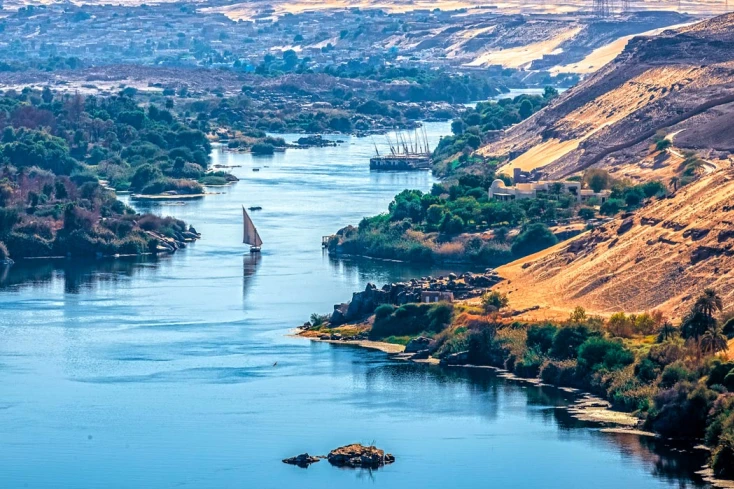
369;128;432;171
242;206;263;253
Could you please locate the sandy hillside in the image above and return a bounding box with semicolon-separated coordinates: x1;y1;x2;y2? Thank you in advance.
494;166;734;320
477;13;734;181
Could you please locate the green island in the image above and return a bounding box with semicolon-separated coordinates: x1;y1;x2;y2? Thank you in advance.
0;88;212;260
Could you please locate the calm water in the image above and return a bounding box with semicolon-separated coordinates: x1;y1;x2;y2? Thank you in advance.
0;122;710;488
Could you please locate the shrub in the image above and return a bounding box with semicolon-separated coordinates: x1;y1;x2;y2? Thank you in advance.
251;142;275;155
551;324;593;360
481;290;508;312
578;337;635;372
199;175;229;186
526;324;557;354
712;432;734;479
370;303;453;340
511;223;557;257
540;359;578;387
659;361;696;389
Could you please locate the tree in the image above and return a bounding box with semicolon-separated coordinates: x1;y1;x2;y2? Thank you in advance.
669;176;680;192
511;223;557;257
584;169;611;193
681;289;724;344
578;207;595;220
570;306;587;323
482;291;509;312
701;326;728;356
451;119;465;136
657;320;678;342
518;99;533;119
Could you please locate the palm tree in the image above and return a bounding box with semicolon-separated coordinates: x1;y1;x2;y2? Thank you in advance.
700;326;729;356
658;320;677;342
681;289;723;342
697;288;724;317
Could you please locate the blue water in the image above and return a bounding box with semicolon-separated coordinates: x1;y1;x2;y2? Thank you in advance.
0;123;710;488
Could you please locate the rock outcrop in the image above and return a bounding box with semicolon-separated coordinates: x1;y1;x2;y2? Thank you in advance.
282;453;321;467
327;444;395;468
330;271;502;325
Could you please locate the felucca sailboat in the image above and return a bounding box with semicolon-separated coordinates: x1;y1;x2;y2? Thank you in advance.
242;206;263;253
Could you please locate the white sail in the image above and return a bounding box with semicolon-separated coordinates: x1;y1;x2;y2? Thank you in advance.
242;206;263;247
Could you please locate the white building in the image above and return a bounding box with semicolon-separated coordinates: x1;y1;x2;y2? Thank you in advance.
488;179;610;203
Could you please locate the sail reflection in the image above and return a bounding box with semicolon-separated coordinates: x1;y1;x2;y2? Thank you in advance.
242;252;262;302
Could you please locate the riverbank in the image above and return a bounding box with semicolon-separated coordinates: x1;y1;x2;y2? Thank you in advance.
296;281;734;483
296;328;646;429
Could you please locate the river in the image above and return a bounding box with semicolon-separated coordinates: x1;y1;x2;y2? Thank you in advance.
0;122;711;488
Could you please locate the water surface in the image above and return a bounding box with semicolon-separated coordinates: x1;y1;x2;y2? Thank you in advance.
0;122;710;488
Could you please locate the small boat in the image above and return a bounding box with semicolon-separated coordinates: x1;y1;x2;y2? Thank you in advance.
252;168;260;172
248;206;262;211
243;206;263;253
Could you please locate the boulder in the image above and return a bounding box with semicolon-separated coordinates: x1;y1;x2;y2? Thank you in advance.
405;336;431;353
330;303;349;326
282;453;321;467
617;217;634;235
327;444;395;468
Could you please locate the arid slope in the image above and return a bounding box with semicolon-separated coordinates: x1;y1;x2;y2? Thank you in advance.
479;14;734;181
495;167;734;319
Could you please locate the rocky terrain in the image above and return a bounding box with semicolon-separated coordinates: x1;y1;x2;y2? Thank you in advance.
478;13;734;182
326;271;502;326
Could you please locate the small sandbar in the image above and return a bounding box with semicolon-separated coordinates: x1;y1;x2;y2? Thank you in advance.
566;395;639;427
697;468;734;489
131;193;214;200
600;428;657;437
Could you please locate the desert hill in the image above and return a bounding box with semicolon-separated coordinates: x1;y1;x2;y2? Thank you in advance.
485;14;734;319
494;166;734;320
479;13;734;182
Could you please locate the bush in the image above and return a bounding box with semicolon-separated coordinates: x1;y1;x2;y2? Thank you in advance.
370;303;453;340
551;324;593;360
526;324;557;354
540;359;578;387
712;433;734;479
199;175;229;186
251;142;275;155
511;223;557;257
578;337;635;372
482;290;509;312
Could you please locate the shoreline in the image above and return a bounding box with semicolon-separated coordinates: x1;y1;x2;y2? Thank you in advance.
295;331;644;429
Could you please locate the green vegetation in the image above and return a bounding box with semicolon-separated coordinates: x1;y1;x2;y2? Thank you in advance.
432;88;558;176
0;88;201;259
327;165;648;265
369;290;734;480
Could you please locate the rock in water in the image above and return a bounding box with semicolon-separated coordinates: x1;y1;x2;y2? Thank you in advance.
282;453;321;467
327;444;395;468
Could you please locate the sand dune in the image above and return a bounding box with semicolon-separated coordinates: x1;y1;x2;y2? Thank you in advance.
466;27;583;69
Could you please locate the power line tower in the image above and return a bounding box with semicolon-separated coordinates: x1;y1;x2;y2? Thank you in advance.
593;0;614;17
